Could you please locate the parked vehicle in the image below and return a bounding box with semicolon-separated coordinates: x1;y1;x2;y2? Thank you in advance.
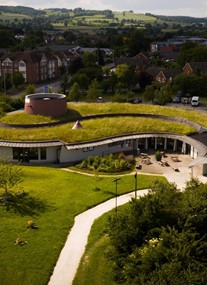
96;97;104;103
133;98;142;104
191;96;199;107
173;96;181;103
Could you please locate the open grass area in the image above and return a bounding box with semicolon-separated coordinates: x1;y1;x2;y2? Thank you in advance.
0;12;31;21
73;204;129;285
113;11;156;22
0;165;165;285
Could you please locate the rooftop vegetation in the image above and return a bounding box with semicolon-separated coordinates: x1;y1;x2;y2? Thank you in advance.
0;103;203;142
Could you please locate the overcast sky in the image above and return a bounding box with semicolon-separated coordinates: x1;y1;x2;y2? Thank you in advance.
1;0;207;18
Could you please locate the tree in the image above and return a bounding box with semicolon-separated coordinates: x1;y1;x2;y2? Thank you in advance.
60;72;69;94
70;73;90;90
115;64;137;90
26;84;35;95
83;51;97;67
0;158;23;195
68;82;81;102
13;71;25;88
107;179;207;284
87;79;101;101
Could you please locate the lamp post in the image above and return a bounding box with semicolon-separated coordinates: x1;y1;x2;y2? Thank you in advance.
112;178;121;212
134;172;137;198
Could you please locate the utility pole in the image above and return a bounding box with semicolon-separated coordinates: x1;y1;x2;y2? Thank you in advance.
134;172;137;198
112;178;121;213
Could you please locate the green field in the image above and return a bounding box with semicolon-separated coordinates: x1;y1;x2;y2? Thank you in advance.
0;165;165;285
0;12;31;21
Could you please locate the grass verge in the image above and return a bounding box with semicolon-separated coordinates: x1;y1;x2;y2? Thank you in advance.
73;204;130;285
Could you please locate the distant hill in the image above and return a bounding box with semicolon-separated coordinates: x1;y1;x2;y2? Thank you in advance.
146;13;207;23
0;5;207;23
0;5;46;16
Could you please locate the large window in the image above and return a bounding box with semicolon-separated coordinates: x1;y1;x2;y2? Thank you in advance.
29;148;38;160
13;147;47;161
40;148;46;160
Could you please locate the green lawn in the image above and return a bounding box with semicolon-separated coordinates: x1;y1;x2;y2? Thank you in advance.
0;165;165;285
73;204;129;285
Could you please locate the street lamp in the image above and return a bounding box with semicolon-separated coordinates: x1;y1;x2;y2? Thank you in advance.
134;172;138;198
112;178;121;212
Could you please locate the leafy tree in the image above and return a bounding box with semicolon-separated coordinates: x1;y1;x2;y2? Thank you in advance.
115;64;137;90
87;79;101;101
83;51;97;67
82;66;103;82
60;72;69;94
107;179;207;284
173;73;207;97
0;29;16;48
96;48;104;66
68;82;81;102
143;82;161;103
70;73;90;90
13;71;25;88
178;45;207;66
0;158;23;195
68;57;84;75
26;84;35;95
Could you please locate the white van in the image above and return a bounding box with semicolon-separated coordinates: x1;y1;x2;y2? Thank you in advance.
191;96;199;107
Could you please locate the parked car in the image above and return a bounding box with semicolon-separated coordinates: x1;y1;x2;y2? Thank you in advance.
173;96;181;103
96;97;104;103
133;98;142;104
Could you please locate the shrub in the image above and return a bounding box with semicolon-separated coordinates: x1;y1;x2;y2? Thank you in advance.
155;151;162;161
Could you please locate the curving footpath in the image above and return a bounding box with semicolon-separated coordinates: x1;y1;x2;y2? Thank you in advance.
48;168;207;285
48;189;148;285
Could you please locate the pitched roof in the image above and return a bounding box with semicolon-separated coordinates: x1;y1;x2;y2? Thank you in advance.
184;62;207;71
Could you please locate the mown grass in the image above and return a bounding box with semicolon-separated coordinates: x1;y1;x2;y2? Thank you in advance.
0;165;165;285
73;204;130;285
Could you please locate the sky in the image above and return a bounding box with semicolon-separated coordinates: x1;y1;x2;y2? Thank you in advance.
0;0;207;18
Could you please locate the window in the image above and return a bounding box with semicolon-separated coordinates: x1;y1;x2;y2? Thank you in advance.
29;148;38;160
19;62;25;67
40;148;46;160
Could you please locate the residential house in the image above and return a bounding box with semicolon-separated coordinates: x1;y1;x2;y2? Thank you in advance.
183;62;207;75
156;69;181;84
145;67;180;84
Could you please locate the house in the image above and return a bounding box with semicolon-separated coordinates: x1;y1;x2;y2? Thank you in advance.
155;69;181;84
183;62;207;75
0;50;60;84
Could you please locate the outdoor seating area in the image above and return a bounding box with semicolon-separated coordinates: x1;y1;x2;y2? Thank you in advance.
140;153;152;165
135;151;191;175
171;156;181;162
158;160;169;167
